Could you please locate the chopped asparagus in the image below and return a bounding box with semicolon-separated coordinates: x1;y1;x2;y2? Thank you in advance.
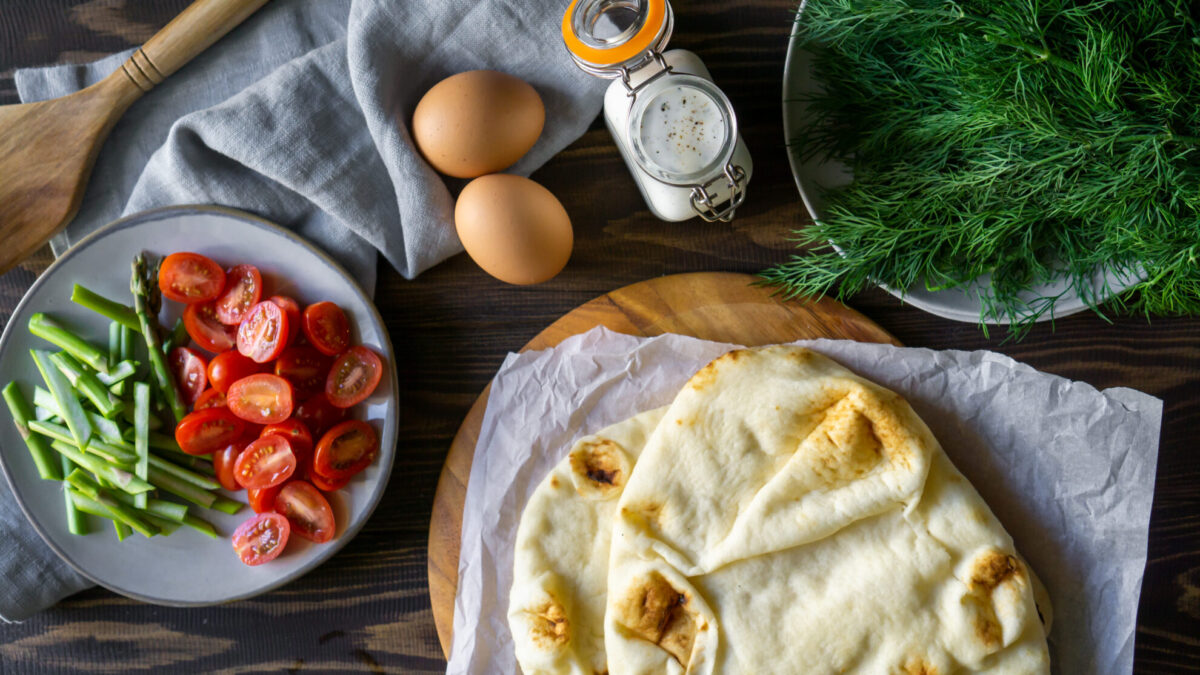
31;349;92;449
28;313;109;374
2;382;60;480
49;351;124;419
64;471;156;538
131;254;187;423
70;284;140;333
133;383;150;509
49;440;152;495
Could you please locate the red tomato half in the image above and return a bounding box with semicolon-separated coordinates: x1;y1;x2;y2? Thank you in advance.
248;484;282;514
261;420;313;465
326;346;383;408
214;264;262;325
274;346;330;398
226;374;294;425
232;512;289;566
274;480;335;543
207;350;264;394
175;408;245;456
183;302;237;353
309;471;351;492
268;296;302;345
237;301;289;363
212;442;246;492
302;302;351;356
159;252;225;304
313;420;378;480
294;392;346;437
168;347;208;405
194;388;226;411
234;435;296;489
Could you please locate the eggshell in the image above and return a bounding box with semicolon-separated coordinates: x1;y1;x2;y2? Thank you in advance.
454;174;573;285
412;70;545;179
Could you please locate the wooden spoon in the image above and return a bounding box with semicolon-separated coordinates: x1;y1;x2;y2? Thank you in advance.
0;0;270;274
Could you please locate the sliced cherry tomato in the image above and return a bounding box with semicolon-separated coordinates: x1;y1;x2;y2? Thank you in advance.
313;420;378;480
226;374;294;425
274;480;336;543
175;408;245;456
207;350;264;394
261;419;313;462
274;346;331;398
234;435;296;489
159;252;225;304
237;301;289;363
309;471;351;492
248;484;283;514
194;388;226;411
168;347;208;406
214;264;262;325
183;302;237;353
268;296;303;345
294;392;346;436
232;512;289;566
326;346;384;408
302;302;351;356
212;442;247;492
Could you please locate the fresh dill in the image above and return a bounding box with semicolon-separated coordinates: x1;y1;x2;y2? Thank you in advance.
764;0;1200;333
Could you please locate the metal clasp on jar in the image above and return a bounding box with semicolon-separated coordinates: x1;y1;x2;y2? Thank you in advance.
690;162;747;222
618;51;674;97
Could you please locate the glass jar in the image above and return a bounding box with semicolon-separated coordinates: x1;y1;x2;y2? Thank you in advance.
562;0;752;222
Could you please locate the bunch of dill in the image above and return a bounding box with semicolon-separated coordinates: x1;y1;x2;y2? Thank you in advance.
764;0;1200;331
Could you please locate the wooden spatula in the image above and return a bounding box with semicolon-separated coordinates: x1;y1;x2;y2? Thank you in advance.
0;0;270;274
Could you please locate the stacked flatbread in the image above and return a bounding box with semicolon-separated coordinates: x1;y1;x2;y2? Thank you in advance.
509;345;1052;675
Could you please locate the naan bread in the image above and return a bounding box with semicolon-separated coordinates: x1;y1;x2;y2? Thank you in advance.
509;408;667;675
605;346;1051;674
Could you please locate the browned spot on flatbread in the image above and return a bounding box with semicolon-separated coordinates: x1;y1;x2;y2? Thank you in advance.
896;657;938;675
569;439;628;498
615;572;699;668
970;551;1023;593
526;598;570;648
549;475;560;489
802;398;883;486
687;349;747;392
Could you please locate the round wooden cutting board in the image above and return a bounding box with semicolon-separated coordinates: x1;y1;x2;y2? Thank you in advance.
426;271;900;656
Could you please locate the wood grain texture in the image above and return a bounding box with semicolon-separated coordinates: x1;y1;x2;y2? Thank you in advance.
426;271;900;655
1;0;1199;673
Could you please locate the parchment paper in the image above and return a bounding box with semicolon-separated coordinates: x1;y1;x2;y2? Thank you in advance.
446;327;1162;675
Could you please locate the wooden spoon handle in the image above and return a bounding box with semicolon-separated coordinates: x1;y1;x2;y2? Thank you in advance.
119;0;271;92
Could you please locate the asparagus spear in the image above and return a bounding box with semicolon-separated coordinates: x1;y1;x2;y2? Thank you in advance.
48;351;124;419
70;284;140;333
31;349;92;450
133;382;150;509
131;254;187;423
28;313;109;374
162;318;188;354
48;440;152;495
181;513;219;539
26;420;137;465
64;471;156;538
146;455;220;491
2;382;60;480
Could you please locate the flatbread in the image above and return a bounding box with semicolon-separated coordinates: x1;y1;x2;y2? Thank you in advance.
604;346;1051;674
509;408;667;675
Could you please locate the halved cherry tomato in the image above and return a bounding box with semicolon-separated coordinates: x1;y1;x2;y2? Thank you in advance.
232;512;289;566
274;346;330;398
175;408;245;456
309;471;351;492
168;347;208;406
212;442;247;492
159;252;225;304
226;374;294;425
237;301;289;363
214;264;262;325
313;420;378;480
268;296;302;345
234;435;296;489
302;302;350;356
248;484;282;514
261;419;313;464
183;302;237;353
206;350;264;393
194;388;226;411
274;480;336;543
294;392;346;436
326;346;383;408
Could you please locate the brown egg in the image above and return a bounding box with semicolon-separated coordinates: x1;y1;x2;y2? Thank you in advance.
412;70;545;179
455;174;573;285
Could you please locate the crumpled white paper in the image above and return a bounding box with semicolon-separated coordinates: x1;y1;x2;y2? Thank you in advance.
446;327;1162;675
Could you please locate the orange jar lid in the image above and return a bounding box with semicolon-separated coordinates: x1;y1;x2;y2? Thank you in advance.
562;0;668;70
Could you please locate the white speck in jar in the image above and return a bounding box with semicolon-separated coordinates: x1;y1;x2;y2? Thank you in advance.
638;85;726;177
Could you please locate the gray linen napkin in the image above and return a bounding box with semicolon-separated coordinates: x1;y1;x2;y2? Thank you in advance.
3;0;605;622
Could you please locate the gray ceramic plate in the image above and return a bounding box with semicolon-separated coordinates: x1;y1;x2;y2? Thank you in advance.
782;2;1141;324
0;206;397;605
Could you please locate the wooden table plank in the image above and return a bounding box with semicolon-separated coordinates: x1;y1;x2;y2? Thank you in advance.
1;1;1198;672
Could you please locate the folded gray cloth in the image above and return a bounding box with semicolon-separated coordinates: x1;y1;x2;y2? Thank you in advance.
3;0;604;622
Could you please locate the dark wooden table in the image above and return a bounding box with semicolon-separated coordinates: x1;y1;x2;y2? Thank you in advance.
2;1;1197;673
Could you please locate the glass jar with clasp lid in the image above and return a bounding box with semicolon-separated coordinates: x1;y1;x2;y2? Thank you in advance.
561;0;752;222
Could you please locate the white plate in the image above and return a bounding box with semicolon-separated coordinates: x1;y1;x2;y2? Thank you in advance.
781;5;1141;324
0;206;397;605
